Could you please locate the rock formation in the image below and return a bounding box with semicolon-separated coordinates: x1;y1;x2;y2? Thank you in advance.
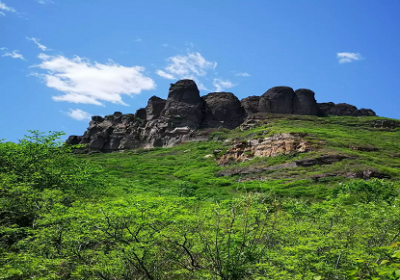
67;79;378;152
293;89;319;115
161;80;203;128
202;92;244;129
258;86;295;114
317;102;376;117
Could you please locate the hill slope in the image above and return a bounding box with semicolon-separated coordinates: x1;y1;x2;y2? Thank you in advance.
2;115;400;279
82;115;400;200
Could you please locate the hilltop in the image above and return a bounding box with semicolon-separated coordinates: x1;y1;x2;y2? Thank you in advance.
66;79;377;152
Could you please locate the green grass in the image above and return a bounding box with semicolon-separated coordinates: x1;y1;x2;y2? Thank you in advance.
79;115;400;200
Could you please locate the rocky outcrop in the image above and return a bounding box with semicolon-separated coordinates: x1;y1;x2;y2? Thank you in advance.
317;102;376;117
258;86;295;114
67;79;378;152
241;96;260;115
161;80;204;128
293;89;319;115
202;92;245;129
146;96;166;121
217;133;313;166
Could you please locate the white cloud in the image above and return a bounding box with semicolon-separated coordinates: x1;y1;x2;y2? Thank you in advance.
33;53;156;106
134;38;142;42
156;52;216;80
2;50;25;60
213;78;235;92
155;70;175;80
235;72;250;77
26;37;49;51
0;11;5;16
337;52;363;64
37;0;54;4
197;82;208;91
67;109;92;121
0;1;15;12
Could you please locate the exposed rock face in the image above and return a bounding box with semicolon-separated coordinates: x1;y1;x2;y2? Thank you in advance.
146;96;166;121
318;102;376;117
161;80;203;128
135;108;147;120
293;89;319;115
369;119;400;129
217;133;313;166
202;92;245;128
258;86;295;114
241;96;260;116
67;79;379;152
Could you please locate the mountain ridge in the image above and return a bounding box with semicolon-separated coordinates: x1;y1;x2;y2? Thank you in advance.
67;79;378;152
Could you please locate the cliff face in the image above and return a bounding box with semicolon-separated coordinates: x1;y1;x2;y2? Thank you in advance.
67;79;376;152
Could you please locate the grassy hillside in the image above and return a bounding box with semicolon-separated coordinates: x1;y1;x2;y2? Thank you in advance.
1;116;400;280
83;115;400;200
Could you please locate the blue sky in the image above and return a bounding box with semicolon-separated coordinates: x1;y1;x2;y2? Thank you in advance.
1;0;400;142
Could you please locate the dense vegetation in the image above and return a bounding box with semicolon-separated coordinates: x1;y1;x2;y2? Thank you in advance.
1;116;400;279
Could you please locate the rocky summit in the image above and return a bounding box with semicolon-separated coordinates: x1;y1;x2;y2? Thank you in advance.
67;79;376;152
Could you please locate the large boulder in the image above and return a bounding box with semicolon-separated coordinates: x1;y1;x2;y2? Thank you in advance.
258;86;295;114
145;96;166;121
241;96;260;116
202;92;245;128
161;79;204;127
293;89;319;115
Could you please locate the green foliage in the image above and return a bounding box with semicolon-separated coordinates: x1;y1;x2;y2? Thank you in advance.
1;121;400;279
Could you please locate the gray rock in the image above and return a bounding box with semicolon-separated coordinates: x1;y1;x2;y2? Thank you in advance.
202;92;244;128
66;79;380;153
161;79;204;128
293;89;319;115
135;108;147;120
91;116;104;122
65;135;82;145
258;86;295;114
146;96;166;121
318;102;376;117
241;96;260;115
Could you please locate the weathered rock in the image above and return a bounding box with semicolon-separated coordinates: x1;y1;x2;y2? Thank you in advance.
258;86;295;114
241;96;260;115
370;119;400;129
91;116;104;122
135;108;147;120
161;79;203;127
66;79;381;153
65;135;82;145
202;92;245;128
217;133;313;165
353;108;376;117
146;96;166;121
293;89;319;115
318;102;376;117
